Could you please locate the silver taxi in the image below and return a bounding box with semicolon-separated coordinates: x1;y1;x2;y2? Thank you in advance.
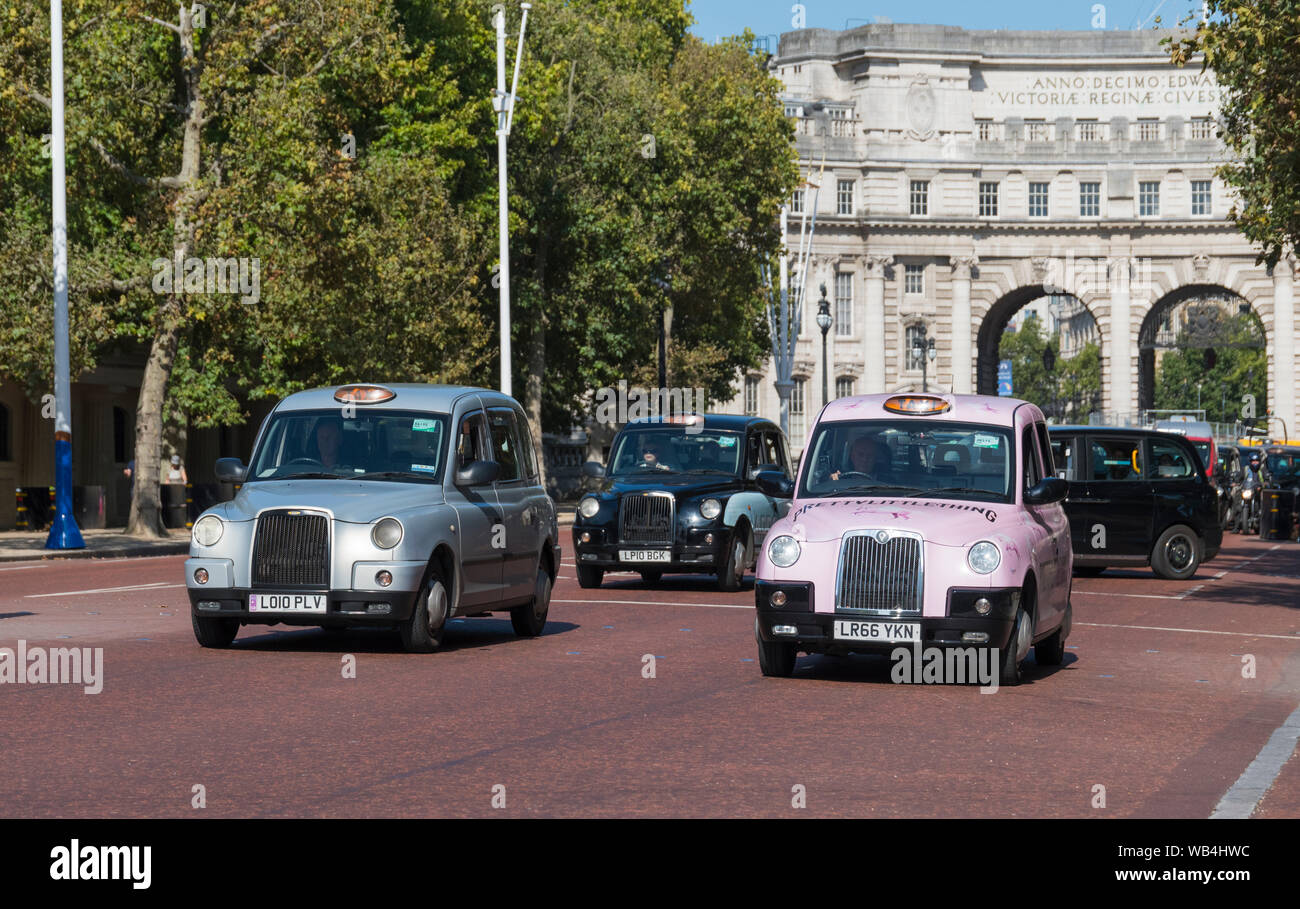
185;384;559;652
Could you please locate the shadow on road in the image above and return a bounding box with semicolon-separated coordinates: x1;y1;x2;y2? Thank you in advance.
229;618;579;653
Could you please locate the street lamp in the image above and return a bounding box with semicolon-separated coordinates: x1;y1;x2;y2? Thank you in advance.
911;325;936;394
493;3;531;396
816;283;832;406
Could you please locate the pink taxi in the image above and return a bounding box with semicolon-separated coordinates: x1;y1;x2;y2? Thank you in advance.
753;393;1073;685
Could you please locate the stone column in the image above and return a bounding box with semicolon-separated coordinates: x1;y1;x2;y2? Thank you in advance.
1273;253;1296;440
1107;256;1133;418
861;254;893;393
949;255;978;394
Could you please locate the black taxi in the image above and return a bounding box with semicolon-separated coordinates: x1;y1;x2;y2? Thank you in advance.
1047;426;1222;580
573;414;793;590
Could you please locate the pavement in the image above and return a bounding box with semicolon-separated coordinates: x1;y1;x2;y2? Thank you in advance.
0;531;1297;818
0;528;191;562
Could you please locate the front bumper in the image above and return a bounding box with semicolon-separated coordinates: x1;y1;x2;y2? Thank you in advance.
187;587;422;626
754;580;1020;654
571;525;728;572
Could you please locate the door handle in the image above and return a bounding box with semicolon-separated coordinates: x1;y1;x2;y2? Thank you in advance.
1089;498;1111;504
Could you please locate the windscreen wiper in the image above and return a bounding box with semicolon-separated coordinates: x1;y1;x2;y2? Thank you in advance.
353;471;438;481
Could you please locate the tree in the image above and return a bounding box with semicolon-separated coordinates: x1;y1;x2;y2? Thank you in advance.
997;313;1101;422
1166;1;1300;268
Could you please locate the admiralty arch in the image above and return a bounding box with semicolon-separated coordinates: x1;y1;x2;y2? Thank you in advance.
722;24;1295;451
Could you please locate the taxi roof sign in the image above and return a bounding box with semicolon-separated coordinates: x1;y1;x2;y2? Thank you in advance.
883;395;951;415
334;384;396;405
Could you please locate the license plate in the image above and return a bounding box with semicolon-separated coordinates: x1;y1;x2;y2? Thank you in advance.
618;549;671;563
249;593;327;613
833;619;919;643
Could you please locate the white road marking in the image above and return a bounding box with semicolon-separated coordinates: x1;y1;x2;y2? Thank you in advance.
0;553;186;569
25;581;185;598
0;565;42;572
1073;591;1186;601
1076;621;1300;642
1211;701;1300;819
554;598;751;610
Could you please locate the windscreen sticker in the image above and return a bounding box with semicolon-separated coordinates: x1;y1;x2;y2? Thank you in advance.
718;437;737;447
411;463;439;472
412;419;440;432
974;433;1000;449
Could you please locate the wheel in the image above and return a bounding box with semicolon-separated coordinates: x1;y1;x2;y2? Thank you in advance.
1035;601;1070;666
1073;565;1107;577
755;617;797;677
1150;524;1201;580
999;602;1033;686
400;566;450;653
576;565;604;589
717;528;749;592
192;613;239;648
511;565;551;637
639;570;662;585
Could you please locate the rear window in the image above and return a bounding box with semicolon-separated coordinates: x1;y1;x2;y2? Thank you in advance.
1089;438;1143;481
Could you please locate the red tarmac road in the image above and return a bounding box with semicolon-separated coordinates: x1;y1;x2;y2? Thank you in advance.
0;536;1297;818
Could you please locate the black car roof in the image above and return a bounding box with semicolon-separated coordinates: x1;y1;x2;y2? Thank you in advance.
1049;425;1197;438
623;414;778;432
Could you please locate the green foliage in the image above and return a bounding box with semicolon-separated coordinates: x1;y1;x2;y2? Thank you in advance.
997;314;1101;421
1166;1;1300;267
1154;346;1267;423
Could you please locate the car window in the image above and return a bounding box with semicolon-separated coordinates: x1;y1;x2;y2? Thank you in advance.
608;428;743;476
1035;422;1054;476
1148;438;1194;478
1090;437;1143;481
746;432;764;474
514;409;539;483
488;408;522;482
246;409;449;481
1050;434;1078;481
456;410;489;470
1021;426;1042;492
764;431;789;477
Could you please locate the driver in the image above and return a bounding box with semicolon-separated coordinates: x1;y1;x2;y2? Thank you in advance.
831;435;885;482
636;437;671;471
313;417;345;468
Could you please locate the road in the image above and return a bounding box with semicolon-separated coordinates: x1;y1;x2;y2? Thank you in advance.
1;534;1298;818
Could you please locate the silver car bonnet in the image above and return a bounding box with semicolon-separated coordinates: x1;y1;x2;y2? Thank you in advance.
225;479;446;523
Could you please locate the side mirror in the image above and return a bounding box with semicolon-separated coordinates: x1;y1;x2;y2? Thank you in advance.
214;458;247;483
747;462;783;481
581;461;606;479
1025;476;1068;505
756;469;795;499
455;459;501;487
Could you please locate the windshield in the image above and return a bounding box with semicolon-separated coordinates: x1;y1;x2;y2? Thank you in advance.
1265;452;1300;485
1191;439;1212;473
798;420;1014;502
607;428;742;476
247;409;449;482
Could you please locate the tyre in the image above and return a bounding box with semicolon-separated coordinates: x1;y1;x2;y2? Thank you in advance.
1035;601;1070;667
576;565;604;589
717;528;749;592
1073;565;1107;577
999;601;1033;686
511;565;551;637
400;566;450;653
755;617;797;677
192;613;239;648
639;570;662;585
1150;524;1201;580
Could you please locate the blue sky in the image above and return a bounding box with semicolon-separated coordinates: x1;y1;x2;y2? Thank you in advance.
687;0;1206;42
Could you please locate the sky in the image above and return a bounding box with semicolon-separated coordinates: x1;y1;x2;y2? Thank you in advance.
686;0;1207;43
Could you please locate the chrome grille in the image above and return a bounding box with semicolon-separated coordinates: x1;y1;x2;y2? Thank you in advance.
836;531;922;615
618;493;675;546
252;510;330;588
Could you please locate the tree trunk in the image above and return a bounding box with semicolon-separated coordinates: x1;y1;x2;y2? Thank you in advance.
126;6;203;537
524;225;550;492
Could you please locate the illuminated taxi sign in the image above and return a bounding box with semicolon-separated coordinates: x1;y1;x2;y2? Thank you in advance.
883;395;951;415
666;414;700;425
334;384;396;405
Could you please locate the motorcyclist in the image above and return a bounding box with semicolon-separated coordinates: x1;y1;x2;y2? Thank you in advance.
1238;451;1262;534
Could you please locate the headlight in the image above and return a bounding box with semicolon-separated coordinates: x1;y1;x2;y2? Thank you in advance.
192;514;224;547
372;517;403;549
700;498;722;520
1243;489;1253;500
968;540;1001;574
768;535;801;568
578;496;601;519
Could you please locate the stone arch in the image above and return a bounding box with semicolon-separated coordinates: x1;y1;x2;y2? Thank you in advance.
1136;282;1262;412
973;284;1102;398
